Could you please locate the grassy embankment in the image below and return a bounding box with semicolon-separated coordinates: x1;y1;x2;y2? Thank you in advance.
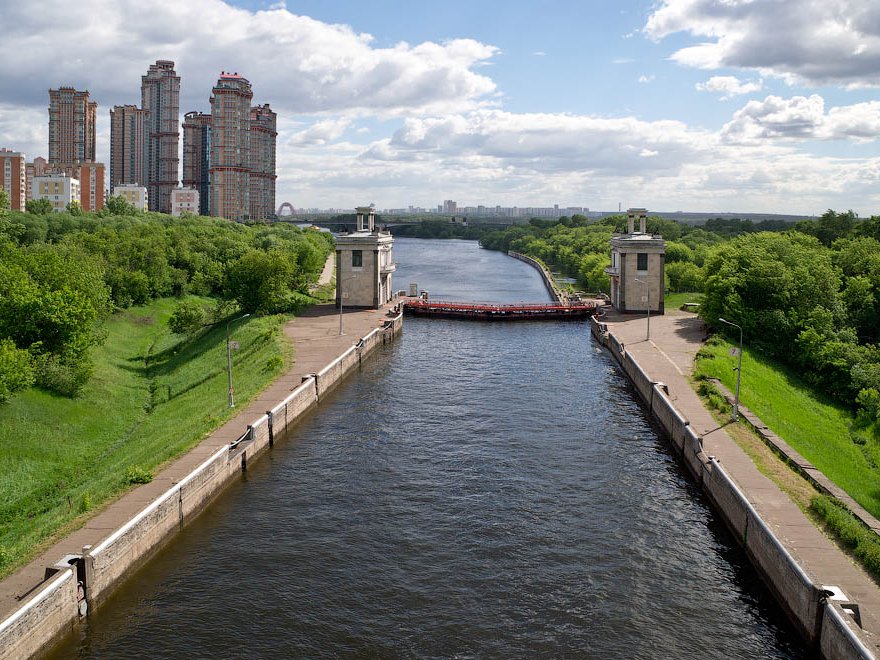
664;291;702;310
0;296;302;576
695;339;880;577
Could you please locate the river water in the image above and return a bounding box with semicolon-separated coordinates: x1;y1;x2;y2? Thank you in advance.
50;238;805;658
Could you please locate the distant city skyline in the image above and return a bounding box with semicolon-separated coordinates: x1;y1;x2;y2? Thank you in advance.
1;1;879;215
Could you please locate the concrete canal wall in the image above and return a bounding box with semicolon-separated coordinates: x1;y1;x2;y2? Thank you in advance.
0;569;78;660
507;251;563;302
0;312;403;660
589;316;875;660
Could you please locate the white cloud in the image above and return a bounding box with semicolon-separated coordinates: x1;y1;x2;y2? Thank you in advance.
287;118;352;146
722;94;880;143
2;0;878;214
277;120;880;213
0;104;46;158
638;75;655;84
375;110;711;177
272;106;880;214
645;0;880;87
533;51;546;57
696;75;762;100
0;0;498;116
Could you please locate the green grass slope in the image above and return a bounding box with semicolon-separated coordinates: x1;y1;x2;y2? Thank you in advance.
695;339;880;519
0;297;292;573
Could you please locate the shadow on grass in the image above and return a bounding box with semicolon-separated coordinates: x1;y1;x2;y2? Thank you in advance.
146;324;226;377
116;300;318;402
156;339;269;404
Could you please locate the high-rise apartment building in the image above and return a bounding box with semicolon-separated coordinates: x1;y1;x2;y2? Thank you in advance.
210;72;253;222
110;105;149;191
248;104;277;222
0;149;26;211
48;87;96;165
183;72;277;222
182;111;212;216
141;60;180;213
25;156;47;201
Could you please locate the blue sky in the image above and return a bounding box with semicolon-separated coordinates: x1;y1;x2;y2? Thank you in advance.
1;0;879;214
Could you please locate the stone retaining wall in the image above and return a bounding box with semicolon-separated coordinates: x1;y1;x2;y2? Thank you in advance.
507;251;562;302
588;315;876;658
823;602;876;660
0;569;78;660
1;310;404;660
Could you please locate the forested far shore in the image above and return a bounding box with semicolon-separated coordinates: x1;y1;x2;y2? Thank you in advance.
471;210;880;435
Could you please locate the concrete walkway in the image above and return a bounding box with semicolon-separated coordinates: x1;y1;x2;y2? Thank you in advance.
603;307;880;652
0;254;397;622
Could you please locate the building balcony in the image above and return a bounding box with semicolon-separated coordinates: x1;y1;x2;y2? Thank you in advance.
381;262;397;274
605;266;619;276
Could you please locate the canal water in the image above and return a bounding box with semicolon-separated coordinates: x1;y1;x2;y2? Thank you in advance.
50;238;805;658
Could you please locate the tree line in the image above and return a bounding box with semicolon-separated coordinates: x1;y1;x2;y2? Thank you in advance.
478;209;880;429
0;192;333;402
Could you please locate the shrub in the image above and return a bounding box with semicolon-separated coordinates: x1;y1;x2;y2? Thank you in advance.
696;380;728;413
811;495;880;579
224;249;303;314
107;268;152;308
264;355;284;372
666;261;703;293
210;299;237;323
0;338;34;403
123;466;153;485
856;388;880;427
33;353;94;397
168;300;206;336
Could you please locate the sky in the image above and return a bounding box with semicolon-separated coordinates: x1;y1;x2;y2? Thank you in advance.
1;0;879;215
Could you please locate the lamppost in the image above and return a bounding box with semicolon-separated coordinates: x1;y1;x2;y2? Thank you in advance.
634;277;651;340
226;313;250;408
718;317;743;422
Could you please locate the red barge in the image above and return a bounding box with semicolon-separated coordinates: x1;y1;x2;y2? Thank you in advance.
401;299;599;321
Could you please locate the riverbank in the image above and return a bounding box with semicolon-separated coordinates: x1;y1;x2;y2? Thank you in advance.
592;308;880;658
507;251;563;302
0;266;402;658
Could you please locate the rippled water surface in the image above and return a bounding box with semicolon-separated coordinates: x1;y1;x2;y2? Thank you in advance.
50;238;805;658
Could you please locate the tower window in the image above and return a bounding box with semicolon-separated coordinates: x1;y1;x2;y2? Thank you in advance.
637;253;648;271
352;250;363;268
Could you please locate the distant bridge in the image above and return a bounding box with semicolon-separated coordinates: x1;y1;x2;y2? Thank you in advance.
277;202;296;217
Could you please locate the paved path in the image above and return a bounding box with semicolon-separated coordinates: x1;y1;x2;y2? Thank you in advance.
0;254;398;622
604;307;880;651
